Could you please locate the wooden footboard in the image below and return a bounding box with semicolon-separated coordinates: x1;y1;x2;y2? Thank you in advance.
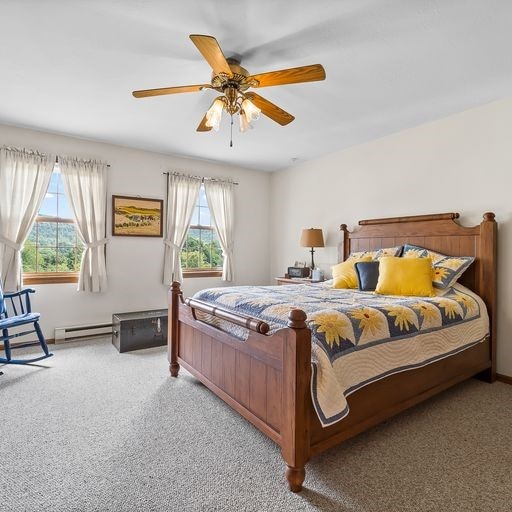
169;282;312;492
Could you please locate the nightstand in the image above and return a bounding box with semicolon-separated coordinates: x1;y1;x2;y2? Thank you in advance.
275;277;313;286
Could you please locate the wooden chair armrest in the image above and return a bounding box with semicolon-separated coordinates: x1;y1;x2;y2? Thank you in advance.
4;288;35;298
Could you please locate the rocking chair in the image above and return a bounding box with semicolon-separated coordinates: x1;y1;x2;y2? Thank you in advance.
0;281;53;365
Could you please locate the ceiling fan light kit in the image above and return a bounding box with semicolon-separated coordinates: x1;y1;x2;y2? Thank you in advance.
132;34;326;143
204;92;261;133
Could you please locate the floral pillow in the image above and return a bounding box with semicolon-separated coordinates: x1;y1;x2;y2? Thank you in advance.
347;246;403;262
401;244;474;289
346;251;372;262
372;246;403;260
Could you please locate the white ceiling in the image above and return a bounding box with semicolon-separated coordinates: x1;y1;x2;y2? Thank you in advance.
1;0;511;172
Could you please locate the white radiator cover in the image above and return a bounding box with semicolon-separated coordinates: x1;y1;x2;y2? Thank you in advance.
54;322;112;343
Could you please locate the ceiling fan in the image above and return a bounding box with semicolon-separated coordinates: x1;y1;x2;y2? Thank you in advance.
132;34;326;137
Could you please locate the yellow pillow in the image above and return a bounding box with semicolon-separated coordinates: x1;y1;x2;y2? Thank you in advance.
375;256;435;297
332;256;372;289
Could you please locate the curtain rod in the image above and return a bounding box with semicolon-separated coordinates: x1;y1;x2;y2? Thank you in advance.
162;171;238;185
2;147;111;168
55;156;111;168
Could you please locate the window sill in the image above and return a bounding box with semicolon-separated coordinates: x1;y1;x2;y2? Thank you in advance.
23;272;79;285
183;270;222;278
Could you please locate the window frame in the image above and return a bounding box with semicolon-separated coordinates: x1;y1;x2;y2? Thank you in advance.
181;186;223;278
23;271;79;285
22;171;83;285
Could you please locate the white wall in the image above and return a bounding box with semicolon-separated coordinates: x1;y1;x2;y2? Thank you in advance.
270;97;512;377
0;124;271;339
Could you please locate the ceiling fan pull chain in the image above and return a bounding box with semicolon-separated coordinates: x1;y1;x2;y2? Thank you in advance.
230;115;233;147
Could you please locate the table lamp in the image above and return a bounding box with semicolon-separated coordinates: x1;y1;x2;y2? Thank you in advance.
300;228;324;271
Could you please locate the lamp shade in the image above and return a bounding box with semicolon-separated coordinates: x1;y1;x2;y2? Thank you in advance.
300;228;324;248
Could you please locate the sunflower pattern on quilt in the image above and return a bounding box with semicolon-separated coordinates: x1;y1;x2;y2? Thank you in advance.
305;288;478;361
192;282;489;426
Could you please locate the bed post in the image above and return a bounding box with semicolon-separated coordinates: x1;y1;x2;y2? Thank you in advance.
281;309;311;492
477;212;497;382
169;281;182;377
338;223;350;262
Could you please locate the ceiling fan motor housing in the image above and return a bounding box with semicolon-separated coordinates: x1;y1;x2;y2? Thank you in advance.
211;60;255;93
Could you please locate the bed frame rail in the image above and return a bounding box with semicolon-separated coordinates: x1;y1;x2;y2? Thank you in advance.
184;297;270;334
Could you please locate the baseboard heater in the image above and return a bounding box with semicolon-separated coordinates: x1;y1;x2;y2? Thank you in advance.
54;322;112;343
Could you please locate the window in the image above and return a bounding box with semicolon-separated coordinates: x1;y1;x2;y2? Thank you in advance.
22;165;84;284
181;184;222;277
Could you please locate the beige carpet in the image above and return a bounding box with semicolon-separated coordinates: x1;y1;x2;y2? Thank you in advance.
1;338;511;512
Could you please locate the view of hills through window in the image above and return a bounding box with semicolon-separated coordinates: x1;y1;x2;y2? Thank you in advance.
181;185;222;270
22;166;84;273
22;175;221;274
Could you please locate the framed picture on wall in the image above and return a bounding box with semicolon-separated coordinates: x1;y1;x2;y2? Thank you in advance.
112;195;164;237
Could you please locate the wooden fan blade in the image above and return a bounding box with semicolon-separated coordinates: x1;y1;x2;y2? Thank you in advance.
247;64;325;88
196;113;213;132
189;34;233;77
245;92;295;126
133;84;211;98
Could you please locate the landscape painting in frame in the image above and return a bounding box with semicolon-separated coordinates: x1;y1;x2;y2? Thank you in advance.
112;195;164;237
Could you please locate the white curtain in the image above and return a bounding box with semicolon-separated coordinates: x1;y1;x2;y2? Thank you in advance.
163;174;201;284
0;147;53;291
59;157;108;292
204;180;235;281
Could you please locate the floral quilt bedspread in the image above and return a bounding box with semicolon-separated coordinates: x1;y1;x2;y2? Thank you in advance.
192;282;489;426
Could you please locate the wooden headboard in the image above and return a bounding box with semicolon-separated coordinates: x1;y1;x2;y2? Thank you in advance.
338;212;497;377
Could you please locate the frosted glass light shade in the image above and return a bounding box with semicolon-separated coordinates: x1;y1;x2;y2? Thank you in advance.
205;98;224;131
239;113;251;133
241;98;260;122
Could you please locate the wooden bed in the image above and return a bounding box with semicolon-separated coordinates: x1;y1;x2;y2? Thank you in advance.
168;212;497;492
